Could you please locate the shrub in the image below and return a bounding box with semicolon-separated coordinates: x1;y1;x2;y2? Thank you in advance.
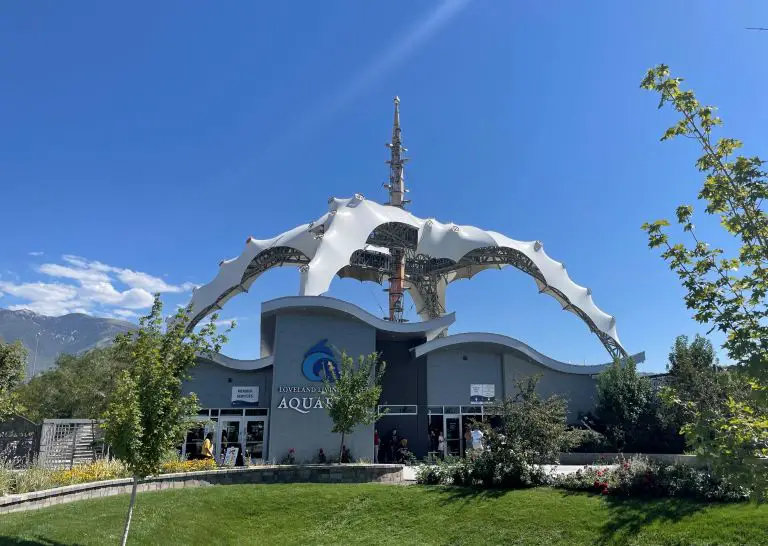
486;376;573;464
13;465;56;494
51;458;130;486
553;456;751;501
0;462;13;496
414;453;549;489
567;428;611;453
159;458;217;474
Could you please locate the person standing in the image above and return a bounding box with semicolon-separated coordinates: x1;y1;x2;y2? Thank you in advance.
201;432;215;461
390;429;399;462
437;432;445;459
471;426;484;453
463;426;472;457
374;429;380;463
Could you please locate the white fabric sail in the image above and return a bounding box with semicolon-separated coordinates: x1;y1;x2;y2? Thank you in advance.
187;194;625;358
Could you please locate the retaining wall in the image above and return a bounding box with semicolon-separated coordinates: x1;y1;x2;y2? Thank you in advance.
0;464;405;515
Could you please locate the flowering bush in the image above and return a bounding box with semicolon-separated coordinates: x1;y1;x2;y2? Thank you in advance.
415;452;550;489
553;456;751;501
0;457;223;497
51;458;130;486
159;458;217;474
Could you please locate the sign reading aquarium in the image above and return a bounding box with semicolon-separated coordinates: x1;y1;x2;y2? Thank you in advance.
231;386;259;407
470;384;495;405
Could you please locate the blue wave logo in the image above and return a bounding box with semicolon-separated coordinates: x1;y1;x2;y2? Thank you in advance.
302;339;339;382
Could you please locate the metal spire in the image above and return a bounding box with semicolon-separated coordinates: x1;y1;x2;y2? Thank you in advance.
385;96;409;208
384;97;409;322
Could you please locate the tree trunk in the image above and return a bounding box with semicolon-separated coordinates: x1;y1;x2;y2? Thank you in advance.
339;432;345;463
121;475;139;546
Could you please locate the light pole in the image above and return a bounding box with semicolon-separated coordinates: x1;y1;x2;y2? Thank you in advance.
31;331;41;378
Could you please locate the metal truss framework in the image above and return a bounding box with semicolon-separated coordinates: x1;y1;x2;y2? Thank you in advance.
188;228;626;360
188;246;310;329
344;241;627;360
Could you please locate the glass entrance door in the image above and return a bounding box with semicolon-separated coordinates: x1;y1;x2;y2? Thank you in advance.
443;415;462;457
244;418;267;463
219;420;241;464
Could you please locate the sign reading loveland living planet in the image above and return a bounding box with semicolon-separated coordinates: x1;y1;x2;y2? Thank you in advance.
470;384;495;405
231;386;259;407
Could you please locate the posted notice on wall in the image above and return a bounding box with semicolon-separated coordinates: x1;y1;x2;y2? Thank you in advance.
231;386;259;407
470;384;495;405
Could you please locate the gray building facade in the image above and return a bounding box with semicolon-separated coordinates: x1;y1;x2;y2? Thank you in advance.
181;296;643;464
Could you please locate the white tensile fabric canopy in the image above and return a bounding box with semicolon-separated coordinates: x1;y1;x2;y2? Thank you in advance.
187;194;625;357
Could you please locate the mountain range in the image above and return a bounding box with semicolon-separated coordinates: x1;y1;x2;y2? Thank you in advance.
0;308;135;376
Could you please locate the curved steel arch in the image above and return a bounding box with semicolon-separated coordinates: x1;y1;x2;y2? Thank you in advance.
186;195;628;359
188;245;310;329
409;246;627;360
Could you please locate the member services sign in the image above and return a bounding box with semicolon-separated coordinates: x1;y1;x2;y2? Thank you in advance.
231;386;259;407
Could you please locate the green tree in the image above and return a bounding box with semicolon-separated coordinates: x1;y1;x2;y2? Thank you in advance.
103;296;231;546
662;335;726;430
0;340;27;418
640;65;768;496
595;358;653;451
16;347;127;422
594;358;682;453
322;351;386;462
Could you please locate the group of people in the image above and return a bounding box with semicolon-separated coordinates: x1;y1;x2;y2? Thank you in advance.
374;428;411;463
427;422;484;459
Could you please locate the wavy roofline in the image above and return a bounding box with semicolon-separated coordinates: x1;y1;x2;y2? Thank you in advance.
197;352;274;371
412;332;645;375
262;295;454;339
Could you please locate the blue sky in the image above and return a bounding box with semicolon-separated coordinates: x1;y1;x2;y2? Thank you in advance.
1;1;766;372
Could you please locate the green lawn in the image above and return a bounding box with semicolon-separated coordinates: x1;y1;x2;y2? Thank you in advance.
1;484;767;545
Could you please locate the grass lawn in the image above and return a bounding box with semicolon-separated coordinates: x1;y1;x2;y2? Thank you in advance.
2;484;767;545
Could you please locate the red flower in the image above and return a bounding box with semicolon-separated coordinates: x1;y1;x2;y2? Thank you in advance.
601;489;609;495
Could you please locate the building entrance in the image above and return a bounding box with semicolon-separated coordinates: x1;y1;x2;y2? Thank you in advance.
219;416;268;464
443;414;462;457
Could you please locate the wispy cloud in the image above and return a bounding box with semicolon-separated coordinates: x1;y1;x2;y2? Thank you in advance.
28;251;44;257
256;0;472;163
0;255;196;318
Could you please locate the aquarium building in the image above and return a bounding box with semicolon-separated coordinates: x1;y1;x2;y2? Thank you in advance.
179;99;642;464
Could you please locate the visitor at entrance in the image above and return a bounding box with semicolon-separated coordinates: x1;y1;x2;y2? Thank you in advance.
437;432;445;459
389;429;399;462
463;426;472;456
471;426;484;452
201;432;215;460
397;438;409;463
341;445;352;463
374;429;380;463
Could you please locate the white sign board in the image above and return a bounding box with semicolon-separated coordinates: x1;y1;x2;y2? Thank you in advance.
470;384;495;405
223;447;239;467
231;386;259;407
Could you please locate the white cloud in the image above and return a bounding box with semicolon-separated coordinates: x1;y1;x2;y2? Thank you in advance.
28;251;44;257
38;263;111;283
0;281;78;302
115;269;195;293
2;255;196;318
77;281;155;309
